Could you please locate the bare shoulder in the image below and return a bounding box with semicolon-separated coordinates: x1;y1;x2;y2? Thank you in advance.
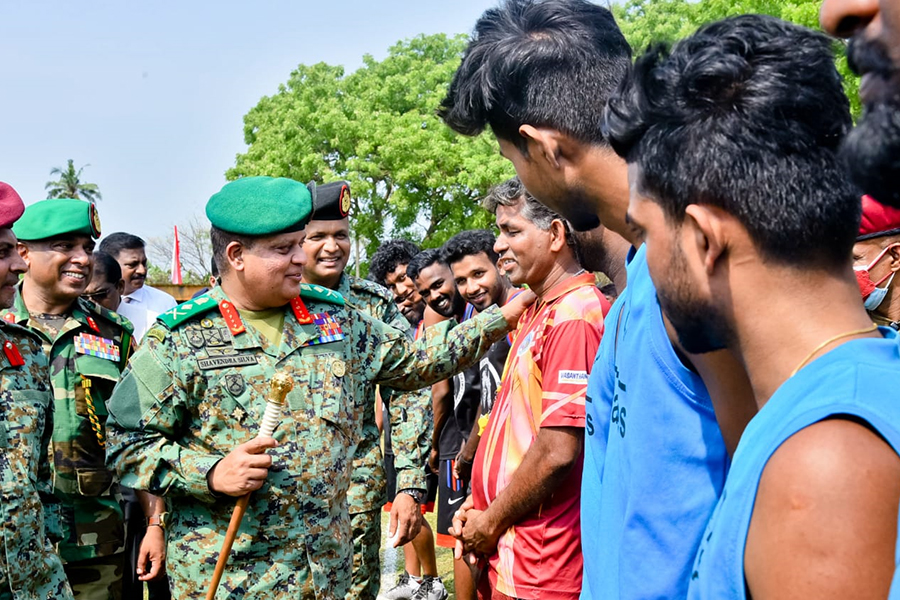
745;417;900;600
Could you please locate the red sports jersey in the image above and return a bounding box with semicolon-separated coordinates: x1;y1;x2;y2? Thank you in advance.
471;271;609;599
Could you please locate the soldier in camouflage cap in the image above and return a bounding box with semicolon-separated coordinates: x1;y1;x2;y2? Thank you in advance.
0;183;73;599
105;176;533;599
304;181;431;600
3;197;136;600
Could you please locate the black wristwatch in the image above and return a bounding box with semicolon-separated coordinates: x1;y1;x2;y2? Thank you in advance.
397;488;427;504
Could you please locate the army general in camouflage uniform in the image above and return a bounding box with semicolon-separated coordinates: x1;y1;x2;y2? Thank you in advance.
0;183;73;599
3;198;134;600
302;181;431;599
105;176;531;599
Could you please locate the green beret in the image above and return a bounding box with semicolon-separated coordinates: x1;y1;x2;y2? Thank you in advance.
309;181;352;221
207;176;313;236
13;198;101;241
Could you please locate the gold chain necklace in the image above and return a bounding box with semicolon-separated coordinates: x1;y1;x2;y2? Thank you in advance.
789;324;878;378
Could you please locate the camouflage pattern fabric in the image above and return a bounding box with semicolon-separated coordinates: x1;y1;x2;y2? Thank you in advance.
3;293;131;581
349;509;382;600
340;275;432;599
105;284;508;599
341;275;431;506
0;321;73;599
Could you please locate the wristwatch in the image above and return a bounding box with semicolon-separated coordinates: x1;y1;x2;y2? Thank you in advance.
147;513;168;530
397;488;427;504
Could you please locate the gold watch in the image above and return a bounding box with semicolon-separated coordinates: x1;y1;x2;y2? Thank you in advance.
147;513;168;529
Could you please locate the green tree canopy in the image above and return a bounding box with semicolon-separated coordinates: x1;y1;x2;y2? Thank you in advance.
228;34;514;260
45;159;102;203
614;0;860;117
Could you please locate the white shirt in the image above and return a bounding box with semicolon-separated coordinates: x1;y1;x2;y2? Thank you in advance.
117;285;178;341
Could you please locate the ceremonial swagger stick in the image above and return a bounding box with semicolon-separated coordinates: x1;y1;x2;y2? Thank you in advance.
206;372;294;600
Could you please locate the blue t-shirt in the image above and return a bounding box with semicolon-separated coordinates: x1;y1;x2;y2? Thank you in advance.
688;329;900;600
581;245;729;599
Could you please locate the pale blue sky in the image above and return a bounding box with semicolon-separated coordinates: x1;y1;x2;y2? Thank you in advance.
0;1;499;247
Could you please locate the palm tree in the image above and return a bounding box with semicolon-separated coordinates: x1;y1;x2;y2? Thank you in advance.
45;159;102;203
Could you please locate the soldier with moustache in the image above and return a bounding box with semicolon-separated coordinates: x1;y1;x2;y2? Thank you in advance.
300;181;432;599
105;176;532;599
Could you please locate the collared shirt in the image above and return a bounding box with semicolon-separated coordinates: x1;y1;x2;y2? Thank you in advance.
471;271;609;600
117;285;177;341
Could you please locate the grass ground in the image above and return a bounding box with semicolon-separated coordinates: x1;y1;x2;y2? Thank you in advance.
379;509;457;600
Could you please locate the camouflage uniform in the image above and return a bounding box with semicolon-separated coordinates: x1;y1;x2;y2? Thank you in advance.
3;292;132;600
0;320;73;599
105;283;509;600
340;275;431;600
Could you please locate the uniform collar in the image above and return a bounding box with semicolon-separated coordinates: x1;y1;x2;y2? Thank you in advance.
206;285;335;357
7;286;104;343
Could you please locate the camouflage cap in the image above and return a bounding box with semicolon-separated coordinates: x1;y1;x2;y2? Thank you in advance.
309;180;351;221
0;182;26;230
207;176;313;236
13;198;101;241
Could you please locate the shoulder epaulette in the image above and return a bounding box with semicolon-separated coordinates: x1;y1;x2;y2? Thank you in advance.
299;283;345;306
348;276;393;303
156;295;219;329
0;319;43;345
81;298;135;335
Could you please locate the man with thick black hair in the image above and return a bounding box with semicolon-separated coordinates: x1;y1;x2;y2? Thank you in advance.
606;14;900;599
98;233;176;342
369;240;427;327
441;2;753;598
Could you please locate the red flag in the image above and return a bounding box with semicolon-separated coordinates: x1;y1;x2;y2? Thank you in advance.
171;226;183;285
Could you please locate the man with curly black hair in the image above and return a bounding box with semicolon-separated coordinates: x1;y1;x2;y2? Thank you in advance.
369;240;427;328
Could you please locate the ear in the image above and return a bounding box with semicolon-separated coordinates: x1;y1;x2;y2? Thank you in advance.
225;241;245;273
888;243;900;272
519;125;561;169
683;204;727;276
116;279;125;295
548;219;568;253
16;242;29;267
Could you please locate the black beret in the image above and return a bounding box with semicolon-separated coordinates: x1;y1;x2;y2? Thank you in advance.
309;181;351;221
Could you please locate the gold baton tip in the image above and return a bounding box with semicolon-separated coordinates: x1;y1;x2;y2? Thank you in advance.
267;372;294;405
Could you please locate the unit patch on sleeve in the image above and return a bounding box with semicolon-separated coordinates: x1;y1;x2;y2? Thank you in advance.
74;333;121;361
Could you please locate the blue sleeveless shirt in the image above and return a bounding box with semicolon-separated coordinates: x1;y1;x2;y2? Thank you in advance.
688;329;900;599
581;245;729;599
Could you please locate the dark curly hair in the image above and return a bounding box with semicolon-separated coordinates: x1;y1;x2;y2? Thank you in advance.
368;240;421;286
604;14;858;269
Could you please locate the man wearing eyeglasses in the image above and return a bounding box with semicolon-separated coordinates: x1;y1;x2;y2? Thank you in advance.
83;252;126;313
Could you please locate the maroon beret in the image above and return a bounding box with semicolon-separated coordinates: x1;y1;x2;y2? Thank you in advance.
0;182;25;230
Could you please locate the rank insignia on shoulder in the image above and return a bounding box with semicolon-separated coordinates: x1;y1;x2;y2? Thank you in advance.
304;312;345;346
74;333;120;361
299;283;345;306
3;341;24;367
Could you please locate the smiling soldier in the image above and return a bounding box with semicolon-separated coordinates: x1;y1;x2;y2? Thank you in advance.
300;181;432;600
105;176;533;600
3;198;137;600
